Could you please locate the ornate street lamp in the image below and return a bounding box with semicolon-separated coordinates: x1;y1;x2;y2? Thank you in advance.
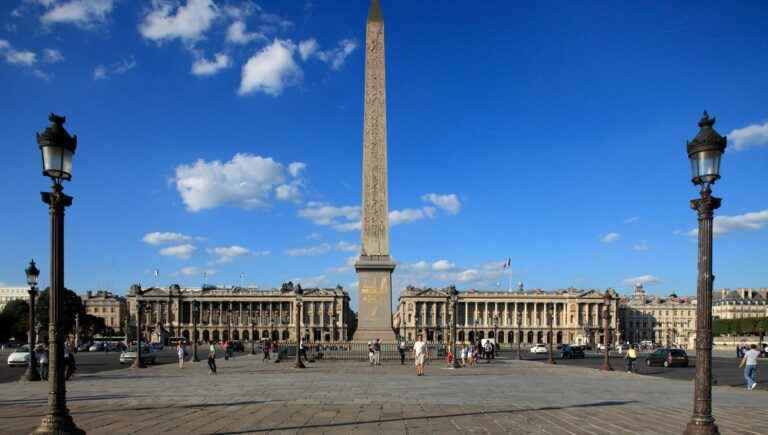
192;301;199;362
295;286;305;368
684;112;726;435
547;304;556;365
23;259;41;382
34;114;83;435
601;291;613;371
492;314;499;357
132;299;146;369
448;286;461;369
516;311;523;360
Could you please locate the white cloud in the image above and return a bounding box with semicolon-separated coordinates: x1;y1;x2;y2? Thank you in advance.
687;209;768;237
207;245;256;263
142;232;195;245
421;193;461;214
432;260;455;271
41;0;116;28
624;216;640;224
314;38;357;70
42;48;64;63
285;243;331;257
729;121;768;151
5;50;36;66
298;202;361;230
306;232;322;241
238;38;301;96
288;162;306;177
139;0;219;43
326;256;357;274
632;241;649;251
600;232;620;243
257;12;292;34
335;241;359;252
291;274;327;288
226;20;264;45
622;275;661;287
389;208;434;226
0;40;9;51
160;244;197;259
191;52;231;76
173;153;305;212
275;180;303;202
93;56;136;80
180;266;216;276
298;38;318;61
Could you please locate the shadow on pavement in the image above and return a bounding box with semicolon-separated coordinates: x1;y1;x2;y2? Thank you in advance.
212;400;638;434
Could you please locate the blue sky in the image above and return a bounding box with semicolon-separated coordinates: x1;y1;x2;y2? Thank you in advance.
1;1;767;307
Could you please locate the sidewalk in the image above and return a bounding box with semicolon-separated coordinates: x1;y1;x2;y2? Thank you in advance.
1;355;766;434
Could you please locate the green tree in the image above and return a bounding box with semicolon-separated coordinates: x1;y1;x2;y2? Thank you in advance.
0;300;30;342
35;287;85;338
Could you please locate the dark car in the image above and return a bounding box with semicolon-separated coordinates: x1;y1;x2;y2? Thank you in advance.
560;345;585;359
645;348;688;368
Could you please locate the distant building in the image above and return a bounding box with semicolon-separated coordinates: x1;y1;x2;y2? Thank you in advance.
82;290;127;331
125;282;354;344
395;285;620;347
713;288;767;319
0;287;29;312
619;284;697;348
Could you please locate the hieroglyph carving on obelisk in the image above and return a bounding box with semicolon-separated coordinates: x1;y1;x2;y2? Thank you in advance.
353;0;397;343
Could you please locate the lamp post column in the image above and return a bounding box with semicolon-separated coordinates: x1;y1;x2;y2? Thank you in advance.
192;301;199;362
547;304;556;365
24;285;40;381
295;291;305;369
251;321;256;355
36;184;82;434
601;291;613;371
516;312;523;360
450;288;461;368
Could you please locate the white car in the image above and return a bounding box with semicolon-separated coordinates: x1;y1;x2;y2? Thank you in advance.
7;345;31;367
530;344;548;354
88;343;104;352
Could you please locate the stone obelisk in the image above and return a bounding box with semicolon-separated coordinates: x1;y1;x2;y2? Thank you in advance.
353;0;397;343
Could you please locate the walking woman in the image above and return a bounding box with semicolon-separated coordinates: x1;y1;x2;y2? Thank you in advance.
177;342;185;369
208;341;217;375
413;334;427;376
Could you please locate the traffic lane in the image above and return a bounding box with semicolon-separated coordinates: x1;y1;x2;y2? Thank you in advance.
0;349;246;384
521;352;768;390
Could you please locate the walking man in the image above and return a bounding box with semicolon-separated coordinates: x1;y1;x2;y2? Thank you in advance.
373;338;382;366
208;342;217;375
368;341;375;366
398;339;406;365
740;343;760;390
413;334;427;376
263;339;271;361
176;342;185;369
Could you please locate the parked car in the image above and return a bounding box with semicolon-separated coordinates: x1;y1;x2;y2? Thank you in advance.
615;343;629;353
560;345;585;359
150;343;164;351
119;346;156;365
77;342;92;352
88;343;105;352
530;344;548;354
7;345;32;367
645;348;689;368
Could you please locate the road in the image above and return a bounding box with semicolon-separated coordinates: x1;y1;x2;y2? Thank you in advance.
503;350;767;390
0;347;246;384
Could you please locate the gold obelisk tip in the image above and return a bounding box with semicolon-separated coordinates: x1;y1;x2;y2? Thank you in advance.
368;0;383;22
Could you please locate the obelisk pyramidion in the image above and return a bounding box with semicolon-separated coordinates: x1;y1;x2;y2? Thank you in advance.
353;0;397;343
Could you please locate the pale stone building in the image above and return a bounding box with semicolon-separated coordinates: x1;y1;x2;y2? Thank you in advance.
82;290;127;331
125;282;354;344
713;288;767;319
618;284;697;348
394;285;620;347
0;287;29;311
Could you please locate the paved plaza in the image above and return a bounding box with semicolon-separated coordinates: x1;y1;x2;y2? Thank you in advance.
1;354;767;435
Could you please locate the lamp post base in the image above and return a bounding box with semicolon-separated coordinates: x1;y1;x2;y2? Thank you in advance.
33;411;84;435
131;360;146;369
600;364;613;372
683;419;720;435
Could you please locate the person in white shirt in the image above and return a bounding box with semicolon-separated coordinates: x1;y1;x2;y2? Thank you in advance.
739;344;761;390
413;335;427;376
460;345;468;367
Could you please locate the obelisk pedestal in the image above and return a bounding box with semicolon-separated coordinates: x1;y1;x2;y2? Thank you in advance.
353;0;397;343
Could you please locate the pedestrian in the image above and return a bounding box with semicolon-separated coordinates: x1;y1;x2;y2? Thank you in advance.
736;345;743;359
373;338;382;366
398;339;406;365
467;344;474;367
299;338;308;362
739;344;760;390
368;341;375;366
38;345;48;381
460;344;468;367
208;342;217;375
176;342;185;369
64;341;76;381
413;334;427;376
625;345;638;373
263;339;271;361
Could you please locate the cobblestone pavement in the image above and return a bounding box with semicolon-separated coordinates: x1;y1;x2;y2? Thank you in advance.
1;355;766;434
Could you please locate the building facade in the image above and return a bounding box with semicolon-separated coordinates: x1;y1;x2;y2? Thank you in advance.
82;290;127;331
125;282;355;344
713;288;768;319
0;287;29;312
618;284;697;348
394;286;620;347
